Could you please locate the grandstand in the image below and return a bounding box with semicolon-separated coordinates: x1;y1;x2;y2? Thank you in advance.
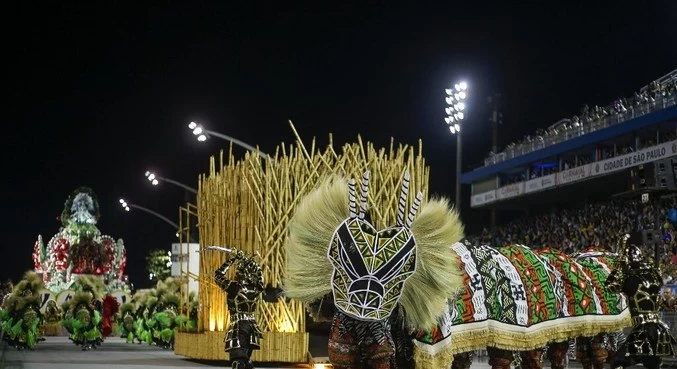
464;69;677;212
463;68;677;284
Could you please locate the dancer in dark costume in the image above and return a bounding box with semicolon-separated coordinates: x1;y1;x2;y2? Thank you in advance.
212;247;264;369
607;233;676;369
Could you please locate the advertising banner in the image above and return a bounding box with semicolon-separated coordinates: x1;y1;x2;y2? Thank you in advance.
525;173;556;193
591;140;677;177
497;182;525;200
556;164;592;185
470;190;497;208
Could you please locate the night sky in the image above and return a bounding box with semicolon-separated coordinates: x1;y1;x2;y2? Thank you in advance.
3;2;676;288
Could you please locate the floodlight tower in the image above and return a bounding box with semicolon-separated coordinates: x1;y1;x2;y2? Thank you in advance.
444;81;468;212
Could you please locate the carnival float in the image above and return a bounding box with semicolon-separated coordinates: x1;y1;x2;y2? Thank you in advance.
173;123;634;368
32;187;130;296
1;187;133;350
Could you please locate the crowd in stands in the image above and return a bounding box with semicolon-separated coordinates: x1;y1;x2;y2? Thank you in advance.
502;132;677;183
470;196;677;285
485;70;677;167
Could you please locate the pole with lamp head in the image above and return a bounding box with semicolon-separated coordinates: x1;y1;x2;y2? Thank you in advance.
187;121;269;160
445;81;468;212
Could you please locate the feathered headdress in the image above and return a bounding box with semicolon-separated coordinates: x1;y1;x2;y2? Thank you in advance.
71;275;105;300
284;171;464;329
120;302;136;316
13;272;44;297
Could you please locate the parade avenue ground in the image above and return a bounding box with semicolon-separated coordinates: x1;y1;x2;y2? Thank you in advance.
2;336;663;369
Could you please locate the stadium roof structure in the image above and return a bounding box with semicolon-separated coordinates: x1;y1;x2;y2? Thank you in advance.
461;104;677;184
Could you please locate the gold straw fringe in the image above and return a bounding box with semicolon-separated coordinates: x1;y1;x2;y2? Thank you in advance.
414;344;455;369
415;314;631;369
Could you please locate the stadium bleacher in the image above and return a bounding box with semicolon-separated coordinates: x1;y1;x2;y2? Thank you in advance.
465;69;677;209
465;68;677;292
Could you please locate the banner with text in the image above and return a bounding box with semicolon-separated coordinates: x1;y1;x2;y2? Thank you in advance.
471;190;497;207
497;182;525;200
591;140;677;177
556;164;592;185
469;140;677;208
525;173;557;193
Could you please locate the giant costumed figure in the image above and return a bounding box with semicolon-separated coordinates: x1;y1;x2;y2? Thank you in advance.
284;171;465;368
407;242;632;369
606;233;676;369
210;246;264;369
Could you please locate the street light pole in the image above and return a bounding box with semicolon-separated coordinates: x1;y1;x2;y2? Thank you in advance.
145;171;197;194
444;81;468;212
119;199;178;229
188;122;269;160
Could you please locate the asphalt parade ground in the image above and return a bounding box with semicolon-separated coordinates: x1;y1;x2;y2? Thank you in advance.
0;336;659;369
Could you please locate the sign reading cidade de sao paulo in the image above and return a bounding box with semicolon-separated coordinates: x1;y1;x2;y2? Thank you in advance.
592;140;677;176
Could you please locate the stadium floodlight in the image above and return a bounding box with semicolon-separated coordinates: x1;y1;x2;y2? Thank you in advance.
443;79;469;214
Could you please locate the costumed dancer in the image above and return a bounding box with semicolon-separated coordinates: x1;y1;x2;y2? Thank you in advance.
60;275;106;350
61;291;102;350
151;283;182;349
101;295;120;338
210;246;264;369
606;233;676;369
284;171;464;368
118;302;136;343
0;272;44;350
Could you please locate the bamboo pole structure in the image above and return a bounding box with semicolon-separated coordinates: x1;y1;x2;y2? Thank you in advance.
175;122;429;362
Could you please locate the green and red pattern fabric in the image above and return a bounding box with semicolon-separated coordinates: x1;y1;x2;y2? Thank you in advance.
536;248;598;316
411;243;631;369
573;248;626;315
498;245;560;325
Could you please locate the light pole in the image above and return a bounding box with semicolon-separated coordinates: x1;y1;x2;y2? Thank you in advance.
119;198;179;230
444;81;468;212
144;171;197;194
188;121;269;159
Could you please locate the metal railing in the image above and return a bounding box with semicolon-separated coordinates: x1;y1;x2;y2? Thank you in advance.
661;311;677;338
483;94;677;167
